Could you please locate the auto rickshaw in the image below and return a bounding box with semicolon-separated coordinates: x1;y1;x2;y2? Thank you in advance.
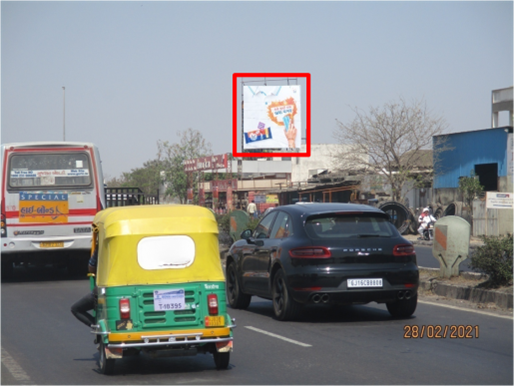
88;205;235;374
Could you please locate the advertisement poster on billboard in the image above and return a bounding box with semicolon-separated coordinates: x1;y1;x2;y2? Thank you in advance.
243;85;302;150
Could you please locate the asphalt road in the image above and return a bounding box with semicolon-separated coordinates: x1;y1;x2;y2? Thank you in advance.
1;266;512;385
415;245;473;271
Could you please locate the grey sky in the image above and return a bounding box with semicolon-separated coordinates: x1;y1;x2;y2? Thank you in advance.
2;1;512;179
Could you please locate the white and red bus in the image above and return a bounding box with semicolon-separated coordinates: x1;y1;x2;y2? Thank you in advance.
1;142;105;276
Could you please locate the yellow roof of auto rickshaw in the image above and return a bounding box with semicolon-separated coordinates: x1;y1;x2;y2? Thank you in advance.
93;205;223;286
93;205;218;238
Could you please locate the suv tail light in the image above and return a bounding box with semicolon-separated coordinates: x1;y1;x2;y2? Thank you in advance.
119;298;131;319
1;213;6;238
207;294;218;315
393;244;415;256
289;247;331;258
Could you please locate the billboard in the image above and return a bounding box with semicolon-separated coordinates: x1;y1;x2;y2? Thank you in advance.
243;85;301;150
232;73;311;158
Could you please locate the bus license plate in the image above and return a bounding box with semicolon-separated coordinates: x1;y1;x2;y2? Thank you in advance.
204;316;225;327
40;242;64;248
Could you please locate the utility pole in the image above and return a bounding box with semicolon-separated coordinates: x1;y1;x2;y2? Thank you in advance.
62;86;66;141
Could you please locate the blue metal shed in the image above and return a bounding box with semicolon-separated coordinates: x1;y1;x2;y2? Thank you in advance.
433;126;513;189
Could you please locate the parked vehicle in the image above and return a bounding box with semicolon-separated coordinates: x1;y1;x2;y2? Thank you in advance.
1;142;105;276
225;203;419;321
90;205;235;374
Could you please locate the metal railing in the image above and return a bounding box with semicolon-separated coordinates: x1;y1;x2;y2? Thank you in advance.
105;187;159;207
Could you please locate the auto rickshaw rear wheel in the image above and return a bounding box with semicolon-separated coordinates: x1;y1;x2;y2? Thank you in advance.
213;351;230;370
98;341;115;375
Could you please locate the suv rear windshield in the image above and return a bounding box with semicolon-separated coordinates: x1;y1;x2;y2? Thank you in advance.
305;213;397;239
8;152;92;189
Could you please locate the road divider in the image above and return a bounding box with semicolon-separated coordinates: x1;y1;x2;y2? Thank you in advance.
245;326;312;347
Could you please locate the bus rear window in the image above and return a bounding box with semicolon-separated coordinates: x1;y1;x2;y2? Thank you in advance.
8;153;92;189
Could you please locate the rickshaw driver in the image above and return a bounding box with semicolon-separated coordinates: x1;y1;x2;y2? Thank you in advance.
70;248;98;328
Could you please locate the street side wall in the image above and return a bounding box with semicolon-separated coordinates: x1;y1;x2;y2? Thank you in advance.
473;200;513;237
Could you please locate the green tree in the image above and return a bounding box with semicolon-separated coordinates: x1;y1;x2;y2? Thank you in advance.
158;128;211;203
121;159;163;196
458;171;483;221
470;234;513;288
104;174;127;187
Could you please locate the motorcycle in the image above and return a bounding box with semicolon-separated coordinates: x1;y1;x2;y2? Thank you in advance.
422;221;435;241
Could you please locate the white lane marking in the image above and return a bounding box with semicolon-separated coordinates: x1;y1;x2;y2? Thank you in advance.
419;300;513;320
1;347;33;384
245;326;312;347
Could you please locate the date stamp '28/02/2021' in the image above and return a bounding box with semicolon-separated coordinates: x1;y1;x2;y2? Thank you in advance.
404;325;479;339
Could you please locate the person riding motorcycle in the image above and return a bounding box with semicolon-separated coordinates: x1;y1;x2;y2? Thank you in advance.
417;207;436;239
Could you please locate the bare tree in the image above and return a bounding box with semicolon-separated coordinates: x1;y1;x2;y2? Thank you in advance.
333;98;449;203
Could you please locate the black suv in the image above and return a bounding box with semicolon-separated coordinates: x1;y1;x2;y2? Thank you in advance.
225;203;419;320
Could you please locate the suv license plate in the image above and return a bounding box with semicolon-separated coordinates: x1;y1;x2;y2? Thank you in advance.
348;278;383;288
40;242;64;248
205;316;225;327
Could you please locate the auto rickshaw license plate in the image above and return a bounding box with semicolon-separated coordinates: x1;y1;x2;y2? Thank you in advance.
204;316;225;327
153;289;186;311
40;241;64;248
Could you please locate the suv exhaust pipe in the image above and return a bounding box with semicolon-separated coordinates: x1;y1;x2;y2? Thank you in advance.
321;294;330;303
397;291;405;300
312;294;321;303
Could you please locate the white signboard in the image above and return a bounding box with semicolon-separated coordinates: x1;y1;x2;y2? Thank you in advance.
243;85;302;150
486;192;514;209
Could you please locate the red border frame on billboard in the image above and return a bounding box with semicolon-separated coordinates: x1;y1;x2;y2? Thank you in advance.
232;73;311;158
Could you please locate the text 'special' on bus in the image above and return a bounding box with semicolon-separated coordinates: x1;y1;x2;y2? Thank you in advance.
1;142;106;277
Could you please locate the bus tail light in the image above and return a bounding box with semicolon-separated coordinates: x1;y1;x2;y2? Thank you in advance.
119;298;131;319
207;294;218;315
1;213;6;238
